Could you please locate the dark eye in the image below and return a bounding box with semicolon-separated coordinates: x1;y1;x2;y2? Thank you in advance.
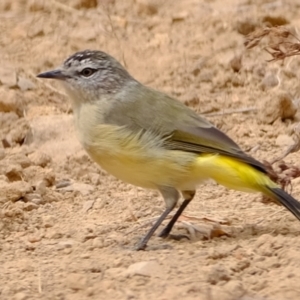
80;68;96;77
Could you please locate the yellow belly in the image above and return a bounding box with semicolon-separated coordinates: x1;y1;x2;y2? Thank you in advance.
78;122;201;190
85;134;199;190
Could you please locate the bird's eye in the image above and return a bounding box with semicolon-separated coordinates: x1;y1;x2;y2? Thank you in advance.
80;68;96;77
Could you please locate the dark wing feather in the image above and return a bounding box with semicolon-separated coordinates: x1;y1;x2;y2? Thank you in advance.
164;125;267;173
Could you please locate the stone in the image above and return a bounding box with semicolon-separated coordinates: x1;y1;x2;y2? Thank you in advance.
0;66;17;87
66;273;88;290
125;261;163;278
17;77;36;91
60;182;95;196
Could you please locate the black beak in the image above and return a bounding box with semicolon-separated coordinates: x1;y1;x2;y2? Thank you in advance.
37;69;69;80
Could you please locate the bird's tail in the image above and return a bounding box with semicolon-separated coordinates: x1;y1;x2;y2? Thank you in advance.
263;187;300;221
196;154;300;221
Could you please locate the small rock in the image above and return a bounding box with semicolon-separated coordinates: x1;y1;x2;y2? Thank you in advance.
89;173;100;185
80;253;91;259
258;91;297;124
230;54;242;72
206;264;231;284
73;0;97;9
0;66;17;87
60;182;95;196
43;190;63;203
0;89;19;112
83;200;95;212
7;152;32;168
0;180;32;203
275;134;295;147
28;234;42;243
56;180;72;189
172;11;189;22
59;240;75;248
22;166;55;187
23;193;42;203
261;72;279;89
224;280;245;298
66;273;88;291
28;151;51;167
35;180;47;195
236;19;256;35
125;261;163;278
17;77;36;91
111;16;127;29
5;118;30;146
30;197;45;205
136;0;159;15
23;202;39;211
105;267;127;278
0;148;5;160
92;237;104;249
42;215;55;228
5;164;23;181
262;15;289;26
14;292;28;300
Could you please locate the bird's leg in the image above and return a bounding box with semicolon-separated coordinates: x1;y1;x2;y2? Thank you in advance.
135;187;179;251
158;190;195;239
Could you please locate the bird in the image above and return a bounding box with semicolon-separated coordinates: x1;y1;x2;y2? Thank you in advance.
37;50;300;250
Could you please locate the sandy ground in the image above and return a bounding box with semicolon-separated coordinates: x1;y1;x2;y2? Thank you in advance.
1;0;300;299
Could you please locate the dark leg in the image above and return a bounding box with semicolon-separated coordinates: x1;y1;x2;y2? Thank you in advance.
158;190;195;238
135;187;180;251
135;207;173;250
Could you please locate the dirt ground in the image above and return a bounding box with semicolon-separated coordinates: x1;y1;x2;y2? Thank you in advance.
2;0;300;299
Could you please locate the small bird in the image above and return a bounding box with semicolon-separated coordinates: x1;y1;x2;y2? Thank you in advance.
37;50;300;250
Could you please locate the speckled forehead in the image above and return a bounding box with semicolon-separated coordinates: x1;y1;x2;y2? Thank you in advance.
63;51;97;68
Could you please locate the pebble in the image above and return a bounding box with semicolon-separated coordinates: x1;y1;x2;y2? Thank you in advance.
23;193;42;203
66;273;88;291
59;182;95;196
14;292;28;300
0;180;32;203
275;134;295;147
0;66;17;87
17;77;35;91
42;215;55;228
105;267;127;278
0;148;5;160
136;0;159;15
261;72;279;90
172;11;188;22
236;19;256;35
28;151;52;167
0;89;18;112
23;202;39;211
206;263;231;284
125;261;163;278
230;54;242;72
35;180;47;195
5;164;23;181
92;237;104;249
258;90;296;124
27;234;42;243
73;0;97;9
224;280;245;298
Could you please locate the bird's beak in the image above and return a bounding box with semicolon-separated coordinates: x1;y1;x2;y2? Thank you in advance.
37;69;69;80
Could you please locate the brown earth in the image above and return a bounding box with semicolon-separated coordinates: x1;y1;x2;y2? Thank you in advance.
1;0;300;299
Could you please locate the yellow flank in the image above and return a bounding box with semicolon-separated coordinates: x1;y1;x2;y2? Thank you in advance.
194;154;278;193
83;124;196;189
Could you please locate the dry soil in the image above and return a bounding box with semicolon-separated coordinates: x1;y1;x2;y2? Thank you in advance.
1;0;300;299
